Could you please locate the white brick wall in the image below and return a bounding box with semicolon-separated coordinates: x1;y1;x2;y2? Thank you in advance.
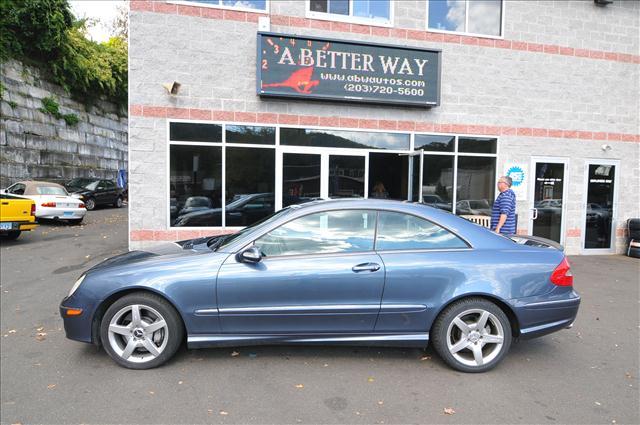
128;1;639;254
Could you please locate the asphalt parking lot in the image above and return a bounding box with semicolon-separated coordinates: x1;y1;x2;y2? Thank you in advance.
1;207;638;424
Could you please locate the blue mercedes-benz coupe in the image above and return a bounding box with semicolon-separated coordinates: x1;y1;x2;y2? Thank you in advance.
60;199;580;372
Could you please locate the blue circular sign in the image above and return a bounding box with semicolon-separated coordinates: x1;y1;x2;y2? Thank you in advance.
507;166;525;187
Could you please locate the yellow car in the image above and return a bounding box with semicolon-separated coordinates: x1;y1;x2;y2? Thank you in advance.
0;194;38;239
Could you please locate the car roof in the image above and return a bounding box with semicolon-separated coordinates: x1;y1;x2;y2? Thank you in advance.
13;181;67;196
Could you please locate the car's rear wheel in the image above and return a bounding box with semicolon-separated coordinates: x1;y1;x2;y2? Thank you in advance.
431;298;512;373
84;198;96;211
114;196;123;208
100;293;183;369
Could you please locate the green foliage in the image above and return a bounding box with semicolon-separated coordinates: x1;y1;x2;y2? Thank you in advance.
0;0;127;110
39;95;78;126
8;100;18;108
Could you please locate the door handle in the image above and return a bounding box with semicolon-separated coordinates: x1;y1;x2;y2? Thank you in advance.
531;208;538;220
352;263;380;273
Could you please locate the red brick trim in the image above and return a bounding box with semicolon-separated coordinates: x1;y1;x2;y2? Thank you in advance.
566;228;581;237
130;1;640;65
130;104;640;143
130;228;235;242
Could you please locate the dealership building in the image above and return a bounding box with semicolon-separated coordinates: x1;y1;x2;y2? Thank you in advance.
129;0;639;255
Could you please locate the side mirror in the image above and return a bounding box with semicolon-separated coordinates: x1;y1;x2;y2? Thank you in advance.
238;246;262;263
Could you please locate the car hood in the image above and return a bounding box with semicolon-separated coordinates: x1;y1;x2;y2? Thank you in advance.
85;236;224;274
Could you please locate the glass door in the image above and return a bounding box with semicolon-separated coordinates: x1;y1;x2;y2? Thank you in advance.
328;154;366;199
583;162;617;251
530;159;567;244
281;152;321;207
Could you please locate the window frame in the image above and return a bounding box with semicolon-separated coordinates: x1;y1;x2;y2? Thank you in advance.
166;119;499;231
425;0;505;40
306;0;394;28
168;0;269;14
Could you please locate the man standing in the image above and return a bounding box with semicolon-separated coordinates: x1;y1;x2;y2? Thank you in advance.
491;176;516;235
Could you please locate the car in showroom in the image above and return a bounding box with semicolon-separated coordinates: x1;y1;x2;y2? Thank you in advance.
60;199;580;372
3;181;86;224
64;178;124;211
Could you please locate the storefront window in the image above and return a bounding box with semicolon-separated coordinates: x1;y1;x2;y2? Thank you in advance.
458;137;497;154
428;0;502;37
170;123;222;143
584;164;616;249
226;125;275;145
415;134;455;152
282;153;321;207
309;0;391;24
456;156;495;216
170;145;222;227
281;128;410;150
422;155;454;212
225;147;275;227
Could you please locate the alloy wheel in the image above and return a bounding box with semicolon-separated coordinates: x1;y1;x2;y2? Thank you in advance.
107;304;169;363
446;308;505;367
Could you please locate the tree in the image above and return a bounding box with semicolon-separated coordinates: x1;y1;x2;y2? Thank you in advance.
109;3;128;40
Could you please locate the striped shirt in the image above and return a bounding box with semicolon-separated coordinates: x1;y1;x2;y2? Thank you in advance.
491;189;516;234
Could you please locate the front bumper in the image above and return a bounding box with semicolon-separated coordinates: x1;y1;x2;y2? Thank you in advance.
60;295;97;344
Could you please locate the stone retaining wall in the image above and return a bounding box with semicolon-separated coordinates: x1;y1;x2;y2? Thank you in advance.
0;59;127;187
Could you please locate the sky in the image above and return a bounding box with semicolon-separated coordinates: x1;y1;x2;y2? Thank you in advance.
69;0;127;43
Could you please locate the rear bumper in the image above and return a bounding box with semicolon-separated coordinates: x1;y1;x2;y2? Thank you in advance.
510;290;581;340
38;207;86;220
0;221;37;232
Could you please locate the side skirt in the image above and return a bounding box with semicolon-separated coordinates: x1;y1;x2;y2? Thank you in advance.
187;333;429;349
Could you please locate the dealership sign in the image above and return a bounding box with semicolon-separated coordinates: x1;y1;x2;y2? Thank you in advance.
257;32;441;107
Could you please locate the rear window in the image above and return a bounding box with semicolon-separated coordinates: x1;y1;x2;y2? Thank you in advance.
376;211;468;251
37;186;68;196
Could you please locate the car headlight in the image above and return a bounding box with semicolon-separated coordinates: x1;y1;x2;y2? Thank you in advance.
68;274;86;297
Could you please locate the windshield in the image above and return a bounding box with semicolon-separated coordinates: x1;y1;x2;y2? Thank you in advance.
67;178;96;189
214;207;292;251
37;186;68;196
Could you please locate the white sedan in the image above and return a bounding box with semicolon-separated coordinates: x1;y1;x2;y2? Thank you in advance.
3;181;87;224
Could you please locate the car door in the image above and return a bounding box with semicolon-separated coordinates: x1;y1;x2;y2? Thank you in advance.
373;211;472;332
95;180;109;205
216;209;385;334
103;180;117;204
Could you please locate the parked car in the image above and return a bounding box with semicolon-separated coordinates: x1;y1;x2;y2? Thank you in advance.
0;194;37;239
64;178;124;211
456;199;492;216
60;199;579;372
4;181;86;224
421;194;452;211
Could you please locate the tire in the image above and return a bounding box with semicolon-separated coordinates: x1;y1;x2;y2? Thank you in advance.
100;292;184;370
2;230;21;240
84;198;96;211
431;297;512;373
114;196;123;208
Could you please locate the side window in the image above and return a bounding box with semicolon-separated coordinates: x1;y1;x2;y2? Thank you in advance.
256;210;376;257
104;181;116;189
376;211;468;250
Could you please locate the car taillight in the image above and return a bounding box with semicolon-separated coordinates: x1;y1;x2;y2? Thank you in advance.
41;202;56;207
30;203;36;216
550;257;573;286
79;203;85;209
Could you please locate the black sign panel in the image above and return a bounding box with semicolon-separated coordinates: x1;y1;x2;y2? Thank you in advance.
257;32;441;107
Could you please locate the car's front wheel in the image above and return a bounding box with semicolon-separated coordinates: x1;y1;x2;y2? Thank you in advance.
431;298;512;373
100;293;184;369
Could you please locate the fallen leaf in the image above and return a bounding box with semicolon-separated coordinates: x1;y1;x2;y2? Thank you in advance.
219;411;229;416
8;329;16;334
595;402;601;406
85;255;90;258
36;327;44;332
377;400;384;405
35;332;47;341
207;410;213;415
47;384;56;390
231;351;240;357
355;411;361;415
178;381;183;385
367;377;375;383
420;356;431;361
323;363;329;367
625;372;632;379
149;391;155;395
444;407;455;415
295;384;304;389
